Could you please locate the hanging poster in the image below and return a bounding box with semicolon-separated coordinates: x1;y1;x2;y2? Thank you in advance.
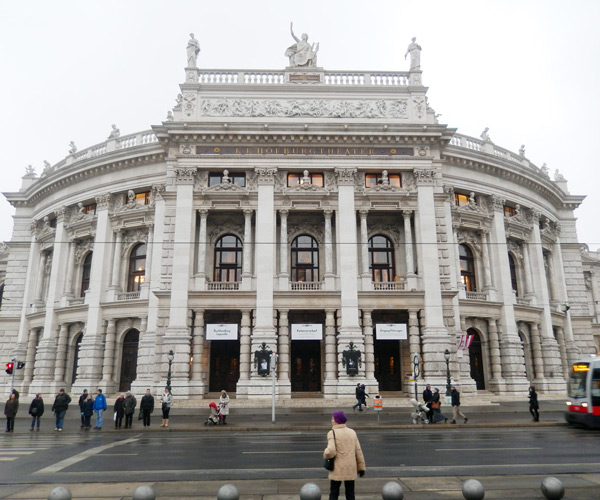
291;323;323;340
375;323;408;340
206;323;238;340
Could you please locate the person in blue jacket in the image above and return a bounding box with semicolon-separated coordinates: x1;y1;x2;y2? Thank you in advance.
92;389;107;430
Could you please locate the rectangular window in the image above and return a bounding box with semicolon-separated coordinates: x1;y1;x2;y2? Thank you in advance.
209;172;246;187
287;172;324;187
82;203;96;215
454;193;469;207
365;173;401;188
127;191;151;206
504;205;517;217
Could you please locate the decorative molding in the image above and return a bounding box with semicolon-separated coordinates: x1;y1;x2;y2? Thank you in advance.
121;228;149;254
74;238;94;264
183;93;196;117
456;229;482;254
334;167;357;185
255;167;278;185
95;193;112;211
491;195;505;213
151;184;166;205
174;167;197;185
413;168;435;185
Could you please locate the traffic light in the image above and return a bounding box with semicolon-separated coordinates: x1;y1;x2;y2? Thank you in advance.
5;362;14;375
17;361;25;369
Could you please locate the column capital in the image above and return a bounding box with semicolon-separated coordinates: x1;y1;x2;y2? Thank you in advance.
95;193;112;210
174;167;197;184
334;167;357;185
402;209;413;218
323;208;333;219
55;206;67;223
413;168;436;185
243;207;254;217
255;167;278;184
491;194;506;212
359;208;369;218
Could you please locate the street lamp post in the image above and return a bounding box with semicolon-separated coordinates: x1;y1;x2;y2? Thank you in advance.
444;349;451;399
166;350;174;392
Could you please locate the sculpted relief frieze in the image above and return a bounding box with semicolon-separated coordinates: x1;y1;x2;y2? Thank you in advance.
199;98;408;119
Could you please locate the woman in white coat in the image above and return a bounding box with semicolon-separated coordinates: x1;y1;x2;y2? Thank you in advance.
219;390;230;425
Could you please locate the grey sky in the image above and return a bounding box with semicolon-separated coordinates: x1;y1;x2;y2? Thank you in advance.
1;0;599;248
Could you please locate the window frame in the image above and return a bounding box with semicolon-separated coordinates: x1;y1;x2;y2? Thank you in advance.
214;234;243;282
80;252;93;297
365;173;401;188
287;172;324;187
209;172;246;187
459;244;477;291
127;243;147;292
368;235;395;282
291;234;319;282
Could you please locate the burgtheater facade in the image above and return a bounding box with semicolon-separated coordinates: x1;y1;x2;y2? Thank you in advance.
1;34;599;400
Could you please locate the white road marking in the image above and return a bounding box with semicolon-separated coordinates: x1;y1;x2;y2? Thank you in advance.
435;447;542;451
243;450;323;454
34;436;140;474
0;458;18;461
0;451;36;455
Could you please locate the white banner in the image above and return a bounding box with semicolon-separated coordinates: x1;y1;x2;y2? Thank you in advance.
291;323;323;340
206;323;238;340
376;323;407;340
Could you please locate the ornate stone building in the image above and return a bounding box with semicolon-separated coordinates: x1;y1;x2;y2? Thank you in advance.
1;34;598;400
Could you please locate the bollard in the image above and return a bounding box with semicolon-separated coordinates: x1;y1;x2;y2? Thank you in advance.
217;484;239;500
300;483;322;500
48;486;72;500
133;485;156;500
462;479;485;500
541;477;565;500
381;481;404;500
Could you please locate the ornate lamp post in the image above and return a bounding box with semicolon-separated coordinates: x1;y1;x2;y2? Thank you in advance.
166;350;174;392
444;349;451;398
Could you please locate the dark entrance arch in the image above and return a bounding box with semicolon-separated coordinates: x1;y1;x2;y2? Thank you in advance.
468;329;485;389
374;340;402;391
119;329;139;392
290;340;321;392
71;333;83;384
209;340;240;393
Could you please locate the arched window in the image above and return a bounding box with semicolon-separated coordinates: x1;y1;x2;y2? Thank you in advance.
459;244;476;291
214;235;242;282
80;252;93;297
508;253;518;296
291;235;319;282
369;235;394;282
127;243;146;292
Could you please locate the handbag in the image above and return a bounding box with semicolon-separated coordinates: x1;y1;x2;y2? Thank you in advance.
323;429;336;471
431;400;440;409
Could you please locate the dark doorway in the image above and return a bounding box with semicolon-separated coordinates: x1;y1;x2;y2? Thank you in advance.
71;333;83;384
291;341;321;392
119;329;139;392
209;340;240;393
374;340;402;391
468;329;485;390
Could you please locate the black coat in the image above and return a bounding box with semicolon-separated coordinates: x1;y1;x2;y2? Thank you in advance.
140;395;155;414
451;389;461;406
82;399;94;417
29;397;44;417
114;398;125;418
423;388;433;403
529;390;539;410
52;392;72;412
4;398;19;418
78;393;88;410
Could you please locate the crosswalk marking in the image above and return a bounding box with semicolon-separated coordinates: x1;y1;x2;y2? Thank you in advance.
0;435;84;463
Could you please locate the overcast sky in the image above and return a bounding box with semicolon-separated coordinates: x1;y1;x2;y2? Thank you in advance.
1;1;599;248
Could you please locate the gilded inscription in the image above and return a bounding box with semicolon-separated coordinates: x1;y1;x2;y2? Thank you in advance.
196;146;413;156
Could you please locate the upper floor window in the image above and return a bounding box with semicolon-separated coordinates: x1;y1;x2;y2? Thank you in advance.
209;171;246;187
287;171;324;187
504;205;517;217
508;253;518;296
49;217;57;228
454;193;470;207
81;203;96;215
127;191;151;206
365;172;401;188
127;243;146;292
459;244;476;291
214;235;242;282
80;252;93;297
369;235;394;282
291;235;319;282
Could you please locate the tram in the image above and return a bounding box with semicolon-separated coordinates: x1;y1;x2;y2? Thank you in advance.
565;355;600;428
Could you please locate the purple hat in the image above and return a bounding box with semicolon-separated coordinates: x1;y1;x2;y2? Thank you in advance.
332;411;347;424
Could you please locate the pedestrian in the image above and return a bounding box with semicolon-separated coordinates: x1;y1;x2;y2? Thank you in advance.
422;384;433;422
51;388;72;432
123;391;137;429
529;385;540;422
114;394;125;429
11;388;20;401
81;394;93;430
78;389;89;428
28;393;44;431
4;392;19;433
323;411;366;500
360;384;369;409
93;388;107;430
430;387;447;424
450;385;468;424
160;387;173;428
140;389;155;428
352;383;363;412
219;390;230;425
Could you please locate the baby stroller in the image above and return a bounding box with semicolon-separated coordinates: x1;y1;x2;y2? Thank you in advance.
204;402;222;425
409;398;430;425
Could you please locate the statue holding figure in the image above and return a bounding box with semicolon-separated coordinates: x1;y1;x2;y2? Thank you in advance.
285;22;319;68
68;141;77;154
108;124;120;139
187;33;200;68
405;37;422;71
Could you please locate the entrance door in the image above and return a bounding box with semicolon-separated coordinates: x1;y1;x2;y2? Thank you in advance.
374;340;402;391
119;329;139;392
291;341;321;392
468;330;485;390
71;333;83;384
209;340;240;393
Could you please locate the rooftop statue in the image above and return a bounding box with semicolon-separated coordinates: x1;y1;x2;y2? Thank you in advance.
554;169;566;182
519;144;526;158
108;124;120;139
68;141;77;154
25;165;35;176
187;33;200;68
405;37;422;71
285;22;319;68
480;127;492;143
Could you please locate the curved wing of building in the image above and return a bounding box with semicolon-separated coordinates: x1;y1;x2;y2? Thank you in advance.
1;36;599;400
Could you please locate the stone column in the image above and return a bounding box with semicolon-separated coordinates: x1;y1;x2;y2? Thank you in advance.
191;310;205;384
408;309;421;362
242;209;253;289
100;319;117;387
279;209;289;289
143;224;154;287
479;230;493;291
362;310;375;379
110;229;123;289
34;252;48;303
522;243;535;299
359;209;370;278
324;209;334;289
163;167;197;396
238;309;252;384
54;323;69;384
197;209;208;278
277;310;291;397
23;328;39;389
554;326;568;379
63;241;76;298
323;309;338;394
530;322;546;385
546;252;558;304
487;318;504;385
402;210;415;277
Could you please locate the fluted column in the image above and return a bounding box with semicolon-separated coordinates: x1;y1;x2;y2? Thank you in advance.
23;329;40;386
279;209;289;278
554;326;568;378
530;322;545;382
239;309;252;381
144;225;154;285
197;209;208;277
34;252;48;303
487;318;502;381
278;310;290;382
324;209;334;276
101;319;117;384
402;210;415;276
324;309;337;381
54;323;69;383
362;310;374;379
110;229;123;289
63;241;76;298
522;243;534;298
242;209;253;278
546;252;558;304
480;230;493;291
191;310;205;382
408;309;421;365
359;209;370;277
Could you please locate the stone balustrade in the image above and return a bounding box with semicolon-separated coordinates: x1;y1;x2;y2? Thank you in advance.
290;281;323;291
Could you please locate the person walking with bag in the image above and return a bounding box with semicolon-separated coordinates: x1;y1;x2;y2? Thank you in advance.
28;394;44;431
160;387;173;427
430;387;447;424
140;389;155;428
529;386;540;422
323;411;366;500
450;385;468;424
